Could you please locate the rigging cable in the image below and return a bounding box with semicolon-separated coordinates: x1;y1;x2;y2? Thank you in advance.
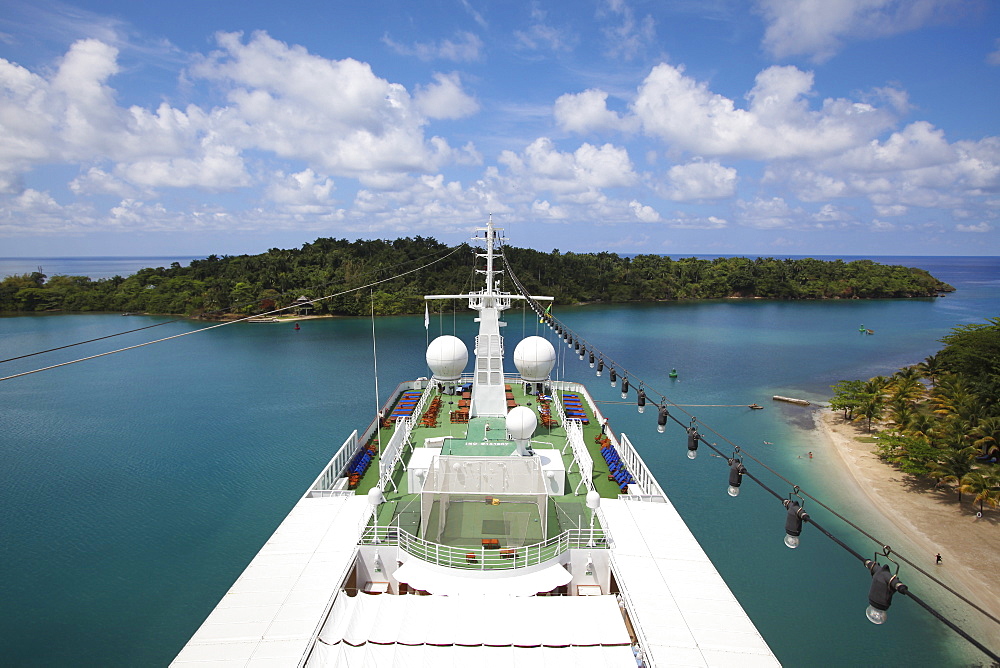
0;244;467;383
499;245;1000;663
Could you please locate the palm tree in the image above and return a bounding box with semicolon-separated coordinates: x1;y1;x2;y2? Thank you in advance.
916;354;942;386
888;372;925;405
885;397;916;434
971;416;1000;459
853;394;886;432
932;416;974;451
929;447;978;504
931;374;981;425
959;468;1000;514
865;375;892;395
903;412;936;442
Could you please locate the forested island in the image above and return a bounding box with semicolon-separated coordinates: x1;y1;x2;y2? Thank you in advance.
0;236;953;316
829;317;1000;512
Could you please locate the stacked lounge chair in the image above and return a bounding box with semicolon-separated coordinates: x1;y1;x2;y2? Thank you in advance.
561;393;590;424
597;434;635;492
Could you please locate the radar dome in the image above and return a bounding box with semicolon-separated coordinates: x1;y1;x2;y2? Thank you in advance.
506;406;537;441
513;336;555;381
426;335;468;381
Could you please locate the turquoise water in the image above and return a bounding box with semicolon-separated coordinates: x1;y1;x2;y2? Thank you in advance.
1;257;998;666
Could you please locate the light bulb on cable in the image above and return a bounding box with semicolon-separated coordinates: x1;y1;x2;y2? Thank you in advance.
783;499;806;549
727;460;744;497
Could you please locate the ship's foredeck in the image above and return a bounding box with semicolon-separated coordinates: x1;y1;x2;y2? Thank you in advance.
354;381;625;544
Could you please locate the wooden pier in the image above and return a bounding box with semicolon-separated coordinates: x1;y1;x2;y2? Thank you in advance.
772;395;811;406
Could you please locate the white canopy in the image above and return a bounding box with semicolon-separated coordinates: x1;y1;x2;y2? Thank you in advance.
308;643;637;668
392;559;572;598
312;591;631;663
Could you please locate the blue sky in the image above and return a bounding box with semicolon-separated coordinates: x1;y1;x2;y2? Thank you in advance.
1;0;998;258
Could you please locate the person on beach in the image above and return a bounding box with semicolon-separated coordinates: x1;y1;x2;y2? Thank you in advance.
936;553;942;565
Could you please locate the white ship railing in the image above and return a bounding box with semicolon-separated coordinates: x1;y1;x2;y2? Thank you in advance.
562;419;594;495
380;380;437;489
359;526;607;570
610;550;656;668
307;380;430;495
616;433;666;500
550;381;665;501
308;431;361;496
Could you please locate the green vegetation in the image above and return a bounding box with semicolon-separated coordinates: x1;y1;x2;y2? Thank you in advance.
0;237;953;316
830;317;1000;512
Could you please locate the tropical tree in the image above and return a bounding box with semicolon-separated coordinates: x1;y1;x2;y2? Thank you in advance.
887;369;925;404
959;468;1000;514
970;416;1000;459
865;375;892;395
829;379;868;419
936;317;1000;395
929;447;978;504
885;398;917;434
854;394;885;431
916;354;942;386
875;434;940;477
902;412;936;442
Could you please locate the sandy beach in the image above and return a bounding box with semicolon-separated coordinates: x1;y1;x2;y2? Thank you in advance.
816;410;1000;635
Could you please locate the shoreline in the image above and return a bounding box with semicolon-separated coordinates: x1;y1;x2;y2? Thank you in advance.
814;410;1000;637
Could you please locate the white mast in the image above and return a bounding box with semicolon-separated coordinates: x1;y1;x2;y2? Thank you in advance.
425;216;552;418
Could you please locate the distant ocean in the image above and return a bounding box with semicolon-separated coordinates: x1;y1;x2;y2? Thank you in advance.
1;254;998;666
0;256;204;280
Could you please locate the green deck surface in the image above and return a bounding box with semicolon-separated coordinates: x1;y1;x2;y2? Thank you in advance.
356;382;626;542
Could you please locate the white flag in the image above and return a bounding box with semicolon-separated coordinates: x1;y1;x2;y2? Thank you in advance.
424;303;429;330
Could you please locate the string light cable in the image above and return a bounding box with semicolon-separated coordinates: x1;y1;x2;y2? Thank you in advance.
500;247;1000;663
0;243;467;383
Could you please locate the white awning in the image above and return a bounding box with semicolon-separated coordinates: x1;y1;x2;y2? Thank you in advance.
393;558;572;597
310;591;632;666
308;643;637;668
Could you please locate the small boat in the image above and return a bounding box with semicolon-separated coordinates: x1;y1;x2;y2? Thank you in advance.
749;403;763;410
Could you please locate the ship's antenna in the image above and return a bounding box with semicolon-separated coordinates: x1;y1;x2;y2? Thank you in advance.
371;289;382;457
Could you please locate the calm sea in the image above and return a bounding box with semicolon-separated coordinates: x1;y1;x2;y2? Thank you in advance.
1;256;998;666
0;256;203;280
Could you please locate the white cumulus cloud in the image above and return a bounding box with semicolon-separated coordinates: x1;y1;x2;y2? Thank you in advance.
630;63;895;160
554;89;636;134
736;196;805;229
414;72;479;120
757;0;963;63
266;168;336;214
628;200;661;222
956;222;992;232
664;214;729;229
663;160;737;201
498;138;637;196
